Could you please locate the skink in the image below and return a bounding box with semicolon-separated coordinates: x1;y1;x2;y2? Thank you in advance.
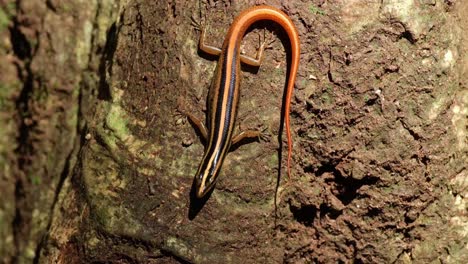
186;5;300;198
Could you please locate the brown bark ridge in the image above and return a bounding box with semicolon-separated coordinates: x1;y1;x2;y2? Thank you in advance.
0;0;466;263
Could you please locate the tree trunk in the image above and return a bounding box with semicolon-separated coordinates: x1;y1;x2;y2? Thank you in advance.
1;0;466;263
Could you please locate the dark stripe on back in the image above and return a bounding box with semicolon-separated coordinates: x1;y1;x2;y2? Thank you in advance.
203;41;239;167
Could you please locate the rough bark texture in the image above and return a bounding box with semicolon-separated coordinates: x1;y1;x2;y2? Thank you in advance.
0;0;467;263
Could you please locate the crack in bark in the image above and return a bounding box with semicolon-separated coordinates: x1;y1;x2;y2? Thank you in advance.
10;2;37;260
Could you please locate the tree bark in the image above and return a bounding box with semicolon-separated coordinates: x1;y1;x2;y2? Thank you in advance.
0;0;466;263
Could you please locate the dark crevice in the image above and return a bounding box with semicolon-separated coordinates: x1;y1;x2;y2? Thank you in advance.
89;0;122;101
45;0;57;12
304;101;321;115
316;162;379;206
319;203;342;219
399;119;421;141
12;24;35;164
327;69;339;85
289;204;317;227
399;30;415;43
354;258;364;264
12;179;26;263
365;207;382;217
315;162;338;176
97;22;120;101
335;175;379;206
11;9;36;262
10;24;32;60
344;51;351;66
327;49;341;85
302;164;315;174
421;155;430;165
365;96;379;106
